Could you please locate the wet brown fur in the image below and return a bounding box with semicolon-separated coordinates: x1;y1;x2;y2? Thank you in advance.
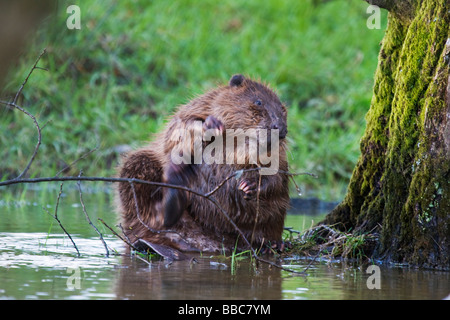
116;75;290;253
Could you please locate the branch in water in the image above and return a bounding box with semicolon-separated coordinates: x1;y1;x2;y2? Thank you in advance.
76;173;110;257
42;183;80;257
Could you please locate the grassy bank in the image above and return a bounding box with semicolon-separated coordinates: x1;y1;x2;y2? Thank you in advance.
0;0;386;201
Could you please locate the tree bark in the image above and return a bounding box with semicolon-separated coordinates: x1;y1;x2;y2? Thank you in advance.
323;0;449;269
364;0;415;21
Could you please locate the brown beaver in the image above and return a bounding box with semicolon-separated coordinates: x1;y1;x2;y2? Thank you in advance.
116;74;290;255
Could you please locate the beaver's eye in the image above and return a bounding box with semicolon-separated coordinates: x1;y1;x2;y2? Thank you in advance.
254;99;262;106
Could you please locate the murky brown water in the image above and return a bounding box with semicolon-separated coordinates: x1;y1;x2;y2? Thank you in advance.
0;188;449;300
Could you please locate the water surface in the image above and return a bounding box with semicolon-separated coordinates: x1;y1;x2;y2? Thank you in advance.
0;188;448;300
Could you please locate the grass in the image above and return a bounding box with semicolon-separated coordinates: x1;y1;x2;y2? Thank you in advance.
287;224;378;262
0;0;386;201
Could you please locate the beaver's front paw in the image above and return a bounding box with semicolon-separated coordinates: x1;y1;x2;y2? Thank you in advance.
238;179;258;200
203;115;224;137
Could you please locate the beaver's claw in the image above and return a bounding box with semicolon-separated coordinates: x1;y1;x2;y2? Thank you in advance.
203;115;224;137
238;179;258;200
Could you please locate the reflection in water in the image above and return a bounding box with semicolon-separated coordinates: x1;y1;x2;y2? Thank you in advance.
0;191;449;300
115;256;283;300
0;232;449;300
282;260;450;300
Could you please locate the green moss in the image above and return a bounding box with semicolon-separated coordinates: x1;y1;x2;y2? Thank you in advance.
324;0;449;269
389;0;449;267
323;16;408;230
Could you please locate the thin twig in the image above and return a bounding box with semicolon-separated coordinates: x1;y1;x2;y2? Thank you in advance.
97;218;140;252
118;223;134;245
251;169;262;245
204;168;317;198
280;170;318;178
43;183;80;257
205;168;246;198
2;49;47;180
76;173;109;257
7;101;42;180
0;176;211;190
55;145;99;177
13;49;47;104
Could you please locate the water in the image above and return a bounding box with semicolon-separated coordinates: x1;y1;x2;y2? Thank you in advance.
0;188;449;300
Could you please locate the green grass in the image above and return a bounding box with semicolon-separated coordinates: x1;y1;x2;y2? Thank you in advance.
288;225;378;262
0;0;386;201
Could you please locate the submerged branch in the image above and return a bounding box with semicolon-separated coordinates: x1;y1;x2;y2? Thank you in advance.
98;218;139;252
76;173;110;257
42;183;80;257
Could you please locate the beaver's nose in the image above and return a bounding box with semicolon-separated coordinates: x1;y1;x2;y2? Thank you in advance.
279;128;287;139
271;124;287;139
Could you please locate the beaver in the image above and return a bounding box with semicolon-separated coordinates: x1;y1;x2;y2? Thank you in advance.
117;74;290;255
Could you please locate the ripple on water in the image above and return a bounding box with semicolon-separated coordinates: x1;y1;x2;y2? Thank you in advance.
0;232;123;270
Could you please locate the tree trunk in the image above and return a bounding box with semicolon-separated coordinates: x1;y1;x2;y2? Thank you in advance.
323;0;449;269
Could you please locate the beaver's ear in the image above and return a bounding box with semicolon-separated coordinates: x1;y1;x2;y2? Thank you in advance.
229;74;245;87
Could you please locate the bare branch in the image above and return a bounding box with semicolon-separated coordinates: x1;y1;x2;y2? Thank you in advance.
251;169;262;245
97;218;140;252
13;49;47;104
2;100;42;180
0;49;47;180
55;145;99;177
204;172;238;198
76;173;109;257
43;183;80;257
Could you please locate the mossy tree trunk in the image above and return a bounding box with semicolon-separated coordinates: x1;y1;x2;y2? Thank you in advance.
323;0;449;269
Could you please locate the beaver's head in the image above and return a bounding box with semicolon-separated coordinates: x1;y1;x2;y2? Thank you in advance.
215;74;288;140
